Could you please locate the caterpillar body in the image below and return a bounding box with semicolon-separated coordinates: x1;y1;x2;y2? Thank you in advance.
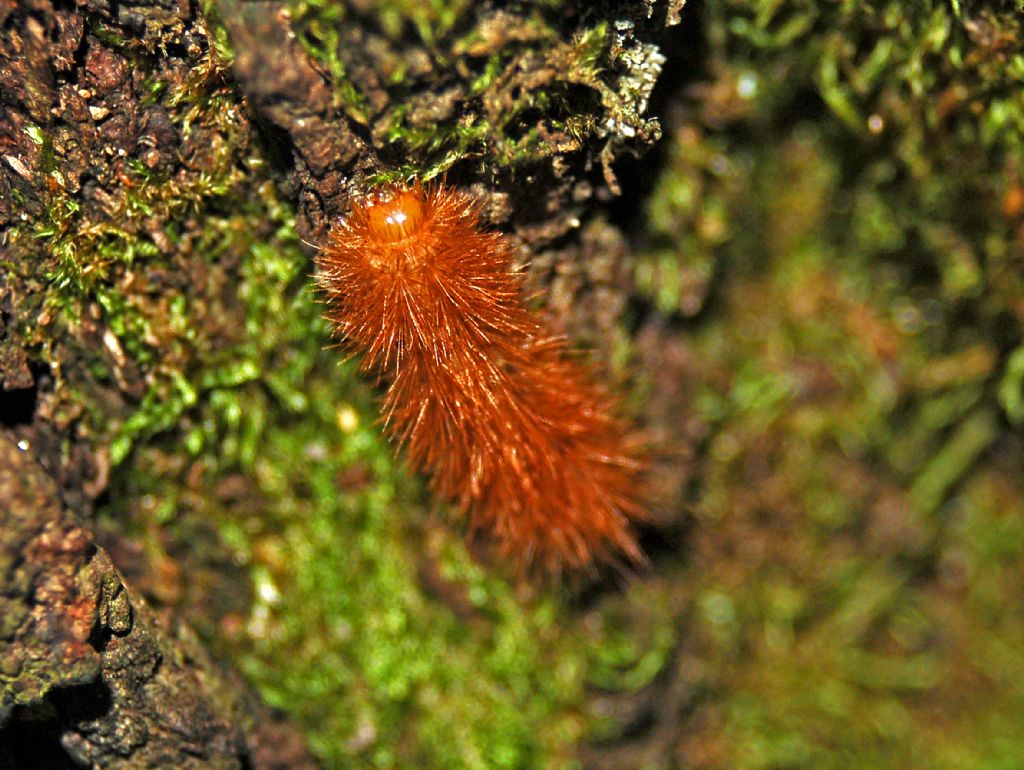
317;184;645;573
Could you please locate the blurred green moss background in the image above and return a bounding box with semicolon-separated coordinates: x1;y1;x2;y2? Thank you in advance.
9;0;1024;767
621;2;1024;767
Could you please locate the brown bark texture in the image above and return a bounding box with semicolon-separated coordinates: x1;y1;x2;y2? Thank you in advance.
0;0;321;766
0;434;319;768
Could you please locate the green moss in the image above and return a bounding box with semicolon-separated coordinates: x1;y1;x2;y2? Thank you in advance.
223;413;587;769
5;23;249;460
93;184;594;767
288;1;661;181
620;2;1024;766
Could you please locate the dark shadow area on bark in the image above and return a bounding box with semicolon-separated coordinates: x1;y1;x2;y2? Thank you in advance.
0;681;114;770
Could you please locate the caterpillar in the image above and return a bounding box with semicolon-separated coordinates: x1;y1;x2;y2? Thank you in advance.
316;183;646;573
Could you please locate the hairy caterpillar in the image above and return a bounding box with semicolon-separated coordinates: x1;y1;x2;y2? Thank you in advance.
316;183;646;572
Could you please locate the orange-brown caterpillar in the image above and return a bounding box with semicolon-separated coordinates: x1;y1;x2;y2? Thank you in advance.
316;183;646;572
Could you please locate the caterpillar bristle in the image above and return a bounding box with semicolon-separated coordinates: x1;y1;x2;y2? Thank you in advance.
317;183;647;574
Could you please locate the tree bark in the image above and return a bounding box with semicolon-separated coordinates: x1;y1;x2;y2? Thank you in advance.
0;434;319;769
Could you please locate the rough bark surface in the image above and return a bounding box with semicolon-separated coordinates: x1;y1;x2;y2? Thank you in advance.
0;434;319;769
0;0;321;764
215;0;378;237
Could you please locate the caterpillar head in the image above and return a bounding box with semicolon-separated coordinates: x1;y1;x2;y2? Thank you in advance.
364;186;429;245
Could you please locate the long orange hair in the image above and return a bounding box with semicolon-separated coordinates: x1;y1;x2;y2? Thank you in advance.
316;183;646;573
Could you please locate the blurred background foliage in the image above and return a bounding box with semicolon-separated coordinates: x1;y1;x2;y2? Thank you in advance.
621;1;1024;767
12;0;1023;767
